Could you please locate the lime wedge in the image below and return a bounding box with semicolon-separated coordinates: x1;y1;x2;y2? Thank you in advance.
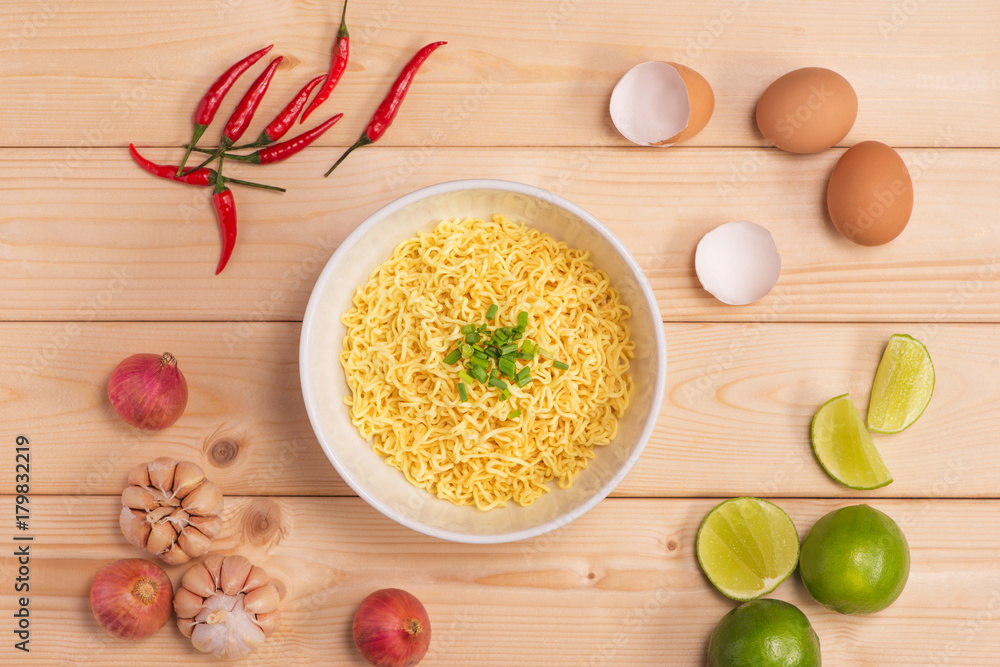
867;334;934;433
696;497;799;601
811;394;892;490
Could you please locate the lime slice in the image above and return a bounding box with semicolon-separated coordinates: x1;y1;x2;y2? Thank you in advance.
696;497;799;601
867;334;934;433
811;394;892;490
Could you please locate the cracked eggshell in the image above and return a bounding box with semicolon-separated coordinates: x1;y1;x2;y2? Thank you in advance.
610;61;714;147
695;221;781;306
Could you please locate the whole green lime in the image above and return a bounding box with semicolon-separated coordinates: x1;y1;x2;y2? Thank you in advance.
707;599;821;666
799;504;910;614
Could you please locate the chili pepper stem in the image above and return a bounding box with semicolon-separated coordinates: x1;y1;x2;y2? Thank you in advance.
324;135;372;177
176;124;208;176
182;137;233;176
222;177;286;192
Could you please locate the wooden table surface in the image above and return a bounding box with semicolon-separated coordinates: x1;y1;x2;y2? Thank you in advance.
3;0;1000;664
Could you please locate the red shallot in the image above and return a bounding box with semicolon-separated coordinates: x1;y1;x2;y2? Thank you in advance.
107;352;188;430
353;588;431;667
90;558;174;640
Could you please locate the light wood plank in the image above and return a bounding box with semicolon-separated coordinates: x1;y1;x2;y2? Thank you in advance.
3;147;999;322
3;321;998;498
1;0;998;148
1;496;998;665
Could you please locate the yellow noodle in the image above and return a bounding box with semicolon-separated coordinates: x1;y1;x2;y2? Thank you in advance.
339;215;634;510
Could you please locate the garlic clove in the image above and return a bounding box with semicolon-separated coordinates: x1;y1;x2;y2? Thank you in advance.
221;555;253;595
173;588;206;619
182;563;219;598
145;521;177;557
177;615;197;638
161;542;192;565
182;480;224;517
146;457;177;492
169;507;190;525
121;486;158;511
178;527;212;559
172;460;206;499
242;565;270;593
202;554;225;588
127;461;151;488
254;610;281;636
243;584;280;615
119;507;152;548
188;514;224;539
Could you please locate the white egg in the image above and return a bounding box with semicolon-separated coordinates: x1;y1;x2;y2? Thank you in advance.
695;222;781;305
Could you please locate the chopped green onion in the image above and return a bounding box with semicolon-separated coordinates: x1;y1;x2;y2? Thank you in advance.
517;311;528;328
473;343;485;351
499;343;518;356
484;346;500;359
468;356;489;369
460;324;475;335
515;375;532;388
489;367;498;380
464;332;480;344
499;389;511;401
553;360;569;370
443;349;462;365
472;349;488;361
521;341;535;355
486;304;499;319
511;331;523;340
493;328;510;343
458;382;468;401
467;365;488;383
490;377;508;391
458;370;475;385
538;347;554;359
516;365;531;381
508;409;521;419
461;343;474;358
498;358;517;377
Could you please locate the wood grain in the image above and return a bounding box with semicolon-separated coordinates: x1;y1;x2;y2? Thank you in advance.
3;147;999;322
1;496;998;665
4;321;998;499
1;0;998;148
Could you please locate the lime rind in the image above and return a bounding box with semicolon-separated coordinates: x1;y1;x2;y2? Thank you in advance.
867;334;935;434
811;394;893;491
696;497;800;601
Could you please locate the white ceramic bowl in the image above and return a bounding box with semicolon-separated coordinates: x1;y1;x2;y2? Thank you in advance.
300;179;666;543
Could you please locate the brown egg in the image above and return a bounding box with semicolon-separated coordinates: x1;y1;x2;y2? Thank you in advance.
756;68;858;153
826;141;913;246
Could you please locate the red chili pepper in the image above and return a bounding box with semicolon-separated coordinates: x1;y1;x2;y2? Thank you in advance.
325;41;445;177
299;0;350;124
256;74;326;145
223;56;284;148
227;113;343;165
130;144;212;186
212;164;238;275
130;144;287;192
176;44;273;176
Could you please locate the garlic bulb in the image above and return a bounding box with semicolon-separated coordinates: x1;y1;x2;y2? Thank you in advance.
119;457;224;565
175;554;281;659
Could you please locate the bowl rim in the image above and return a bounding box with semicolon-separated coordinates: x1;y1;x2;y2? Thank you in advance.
300;178;667;543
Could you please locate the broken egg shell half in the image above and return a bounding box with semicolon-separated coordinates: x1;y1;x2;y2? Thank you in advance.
695;221;781;306
610;61;715;147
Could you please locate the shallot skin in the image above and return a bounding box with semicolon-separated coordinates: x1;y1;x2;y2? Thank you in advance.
90;558;174;640
108;352;188;430
353;588;431;667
